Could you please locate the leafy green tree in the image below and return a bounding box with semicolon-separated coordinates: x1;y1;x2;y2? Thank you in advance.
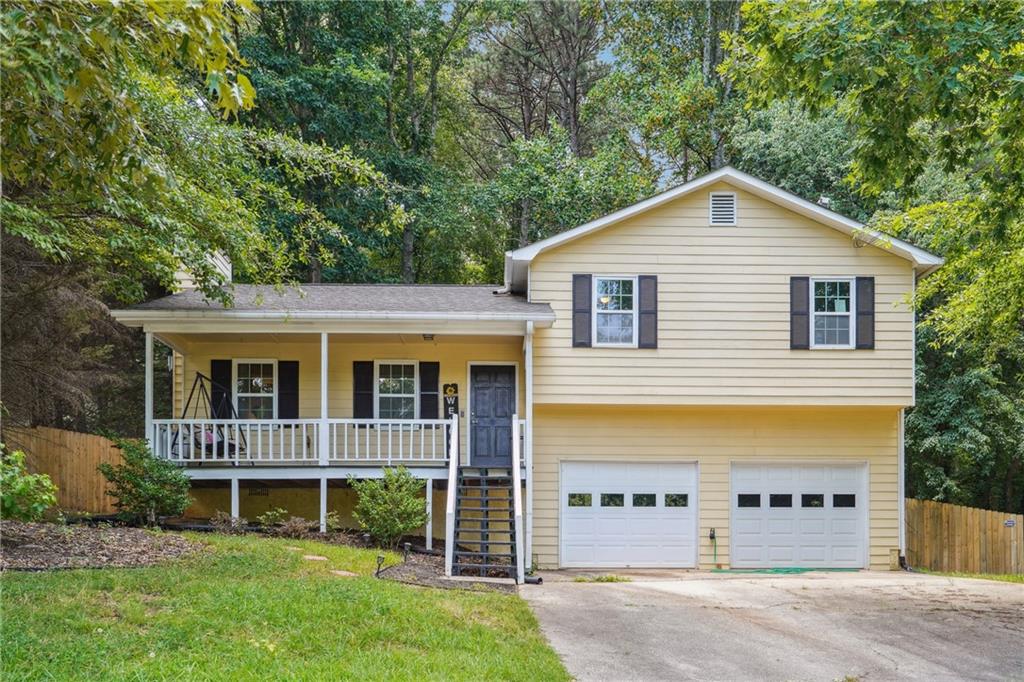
599;0;744;179
728;101;870;221
0;446;58;521
99;439;192;526
724;0;1024;358
907;326;1024;514
1;0;387;302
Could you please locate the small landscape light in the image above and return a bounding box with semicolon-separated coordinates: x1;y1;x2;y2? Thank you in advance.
403;542;412;562
362;532;371;546
376;554;385;577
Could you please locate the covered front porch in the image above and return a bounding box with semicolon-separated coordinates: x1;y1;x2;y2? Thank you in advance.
112;284;551;581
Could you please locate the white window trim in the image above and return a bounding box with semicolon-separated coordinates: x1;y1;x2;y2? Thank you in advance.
372;359;419;420
231;359;278;420
592;275;638;348
709;191;737;226
810;277;856;349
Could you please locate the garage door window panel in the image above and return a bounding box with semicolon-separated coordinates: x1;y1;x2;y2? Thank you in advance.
568;493;592;507
601;493;625;507
801;494;825;508
633;493;656;507
737;494;761;508
665;493;689;507
833;494;856;508
770;494;793;508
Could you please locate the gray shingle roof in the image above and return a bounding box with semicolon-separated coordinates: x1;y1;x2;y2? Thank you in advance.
127;284;553;319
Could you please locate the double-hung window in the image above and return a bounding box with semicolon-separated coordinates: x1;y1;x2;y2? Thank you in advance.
811;278;855;348
234;360;276;419
375;361;417;419
593;276;637;346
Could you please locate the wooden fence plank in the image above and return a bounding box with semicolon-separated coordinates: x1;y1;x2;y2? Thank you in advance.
905;498;1022;575
4;426;123;515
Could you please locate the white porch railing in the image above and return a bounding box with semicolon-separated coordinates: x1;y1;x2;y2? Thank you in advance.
151;420;321;464
327;419;451;464
151;418;455;465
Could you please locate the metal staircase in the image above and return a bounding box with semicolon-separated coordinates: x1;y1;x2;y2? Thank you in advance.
451;467;517;578
444;414;526;583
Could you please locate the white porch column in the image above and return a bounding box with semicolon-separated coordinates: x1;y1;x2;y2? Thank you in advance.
230;478;239;519
320;477;328;533
524;321;535;570
425;479;433;550
144;331;154;449
319;332;329;465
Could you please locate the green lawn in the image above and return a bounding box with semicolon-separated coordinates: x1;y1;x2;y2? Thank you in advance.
1;533;568;681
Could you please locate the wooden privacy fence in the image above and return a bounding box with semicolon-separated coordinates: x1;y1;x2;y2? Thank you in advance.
4;426;123;514
906;498;1023;575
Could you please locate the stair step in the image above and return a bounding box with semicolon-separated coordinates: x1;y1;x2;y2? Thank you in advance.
453;550;514;558
458;475;514;481
455;540;515;546
454;561;516;569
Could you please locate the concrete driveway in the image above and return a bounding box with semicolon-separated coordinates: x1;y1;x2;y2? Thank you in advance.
521;571;1024;681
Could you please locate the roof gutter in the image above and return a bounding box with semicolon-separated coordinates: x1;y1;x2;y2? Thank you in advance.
110;308;556;326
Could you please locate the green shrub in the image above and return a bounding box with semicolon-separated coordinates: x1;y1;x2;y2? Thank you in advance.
325;510;343;533
274;516;313;539
350;466;427;549
256;507;289;528
0;444;57;521
210;510;247;534
98;438;191;526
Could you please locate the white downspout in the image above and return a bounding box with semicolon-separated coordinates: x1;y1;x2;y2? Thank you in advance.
524;321;535;571
898;407;906;561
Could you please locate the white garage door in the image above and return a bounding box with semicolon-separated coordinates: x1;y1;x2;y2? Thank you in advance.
731;463;868;569
560;461;698;568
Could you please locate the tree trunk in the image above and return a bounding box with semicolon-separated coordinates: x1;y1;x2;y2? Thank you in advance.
518;196;532;247
401;224;415;283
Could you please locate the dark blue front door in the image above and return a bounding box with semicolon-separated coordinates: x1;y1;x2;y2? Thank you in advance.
470;365;515;467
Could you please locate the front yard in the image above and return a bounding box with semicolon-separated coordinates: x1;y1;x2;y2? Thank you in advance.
1;532;567;680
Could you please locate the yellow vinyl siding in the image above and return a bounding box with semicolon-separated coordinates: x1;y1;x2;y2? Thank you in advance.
174;333;524;462
529;181;916;406
531;405;899;571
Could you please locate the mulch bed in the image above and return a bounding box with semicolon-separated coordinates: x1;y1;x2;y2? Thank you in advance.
0;521;203;571
378;552;516;594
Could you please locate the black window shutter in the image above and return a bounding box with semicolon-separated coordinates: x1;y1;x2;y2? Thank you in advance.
637;275;658;349
278;361;299;419
855;277;875;349
210;359;232;418
790;277;810;350
572;274;592;347
353;361;374;418
419;361;440;419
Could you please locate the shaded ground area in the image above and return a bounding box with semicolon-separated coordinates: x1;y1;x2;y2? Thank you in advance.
379;551;516;593
0;521;201;571
523;570;1024;681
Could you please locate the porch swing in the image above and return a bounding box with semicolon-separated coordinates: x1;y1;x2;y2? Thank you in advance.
173;372;248;461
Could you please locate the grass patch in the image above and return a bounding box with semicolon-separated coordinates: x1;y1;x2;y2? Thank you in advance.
572;574;632;583
919;570;1024;584
1;532;568;681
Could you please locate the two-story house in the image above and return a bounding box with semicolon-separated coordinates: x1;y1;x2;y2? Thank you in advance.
112;167;943;582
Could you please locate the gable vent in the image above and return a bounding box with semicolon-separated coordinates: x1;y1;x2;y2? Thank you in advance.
709;192;737;225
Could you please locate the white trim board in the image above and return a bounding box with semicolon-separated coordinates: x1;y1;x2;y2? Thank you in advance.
504;166;943;292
